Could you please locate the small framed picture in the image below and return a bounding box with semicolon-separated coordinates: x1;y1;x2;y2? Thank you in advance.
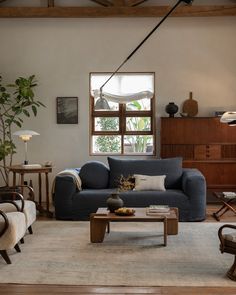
56;97;78;124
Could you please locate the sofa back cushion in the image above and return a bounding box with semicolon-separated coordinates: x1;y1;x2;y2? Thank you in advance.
79;161;109;189
108;157;183;189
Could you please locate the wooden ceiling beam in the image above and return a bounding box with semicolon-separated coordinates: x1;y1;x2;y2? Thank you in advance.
90;0;113;7
0;6;235;18
112;0;125;6
126;0;148;7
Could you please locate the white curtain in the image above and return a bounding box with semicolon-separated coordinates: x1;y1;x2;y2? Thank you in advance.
93;89;154;104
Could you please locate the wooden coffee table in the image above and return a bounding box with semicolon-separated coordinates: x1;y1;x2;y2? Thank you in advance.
90;207;178;246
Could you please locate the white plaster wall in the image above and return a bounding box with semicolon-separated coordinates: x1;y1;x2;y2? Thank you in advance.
0;16;236;190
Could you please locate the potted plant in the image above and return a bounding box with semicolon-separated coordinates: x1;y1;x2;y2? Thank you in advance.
0;75;45;187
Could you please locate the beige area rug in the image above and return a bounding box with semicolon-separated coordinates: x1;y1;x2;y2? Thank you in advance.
0;221;235;286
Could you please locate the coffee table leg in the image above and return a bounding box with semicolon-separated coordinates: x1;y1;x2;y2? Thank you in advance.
163;218;167;246
107;222;110;233
90;215;108;243
167;219;178;235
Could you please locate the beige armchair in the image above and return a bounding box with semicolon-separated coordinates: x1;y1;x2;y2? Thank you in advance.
0;209;26;264
218;224;236;281
0;185;36;234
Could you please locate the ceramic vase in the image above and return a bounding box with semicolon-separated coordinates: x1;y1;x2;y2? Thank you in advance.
165;102;178;117
106;193;124;213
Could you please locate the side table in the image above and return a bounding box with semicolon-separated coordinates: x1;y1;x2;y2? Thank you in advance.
212;192;236;221
8;165;53;217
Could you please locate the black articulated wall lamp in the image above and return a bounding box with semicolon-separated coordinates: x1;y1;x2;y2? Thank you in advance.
94;0;194;110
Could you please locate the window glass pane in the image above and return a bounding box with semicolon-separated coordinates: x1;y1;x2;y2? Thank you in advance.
95;117;119;131
126;98;151;111
124;135;153;154
126;117;151;131
93;136;121;153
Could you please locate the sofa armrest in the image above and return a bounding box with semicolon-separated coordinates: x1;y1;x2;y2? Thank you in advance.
182;168;206;220
54;175;79;219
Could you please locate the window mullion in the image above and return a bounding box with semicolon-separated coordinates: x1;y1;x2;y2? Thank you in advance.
120;103;126;154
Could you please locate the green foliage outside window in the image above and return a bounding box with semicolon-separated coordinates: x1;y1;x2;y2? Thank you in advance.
95;117;120;153
94;99;153;154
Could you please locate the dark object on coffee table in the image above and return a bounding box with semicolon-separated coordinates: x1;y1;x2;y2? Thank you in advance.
106;193;124;213
115;208;135;216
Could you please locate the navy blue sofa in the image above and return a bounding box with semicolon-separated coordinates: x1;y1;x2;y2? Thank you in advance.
54;157;206;221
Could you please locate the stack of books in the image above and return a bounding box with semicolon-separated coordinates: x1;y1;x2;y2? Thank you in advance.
146;205;170;215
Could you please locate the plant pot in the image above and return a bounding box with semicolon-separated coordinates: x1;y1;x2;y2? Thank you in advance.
106;193;124;213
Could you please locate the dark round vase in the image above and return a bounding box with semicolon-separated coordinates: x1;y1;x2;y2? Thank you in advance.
165;102;179;117
106;193;124;213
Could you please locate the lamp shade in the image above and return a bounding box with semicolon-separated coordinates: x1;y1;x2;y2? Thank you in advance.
13;130;40;165
94;97;111;110
220;112;236;125
13;130;40;141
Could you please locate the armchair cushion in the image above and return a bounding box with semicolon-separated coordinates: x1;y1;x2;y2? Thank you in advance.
224;233;236;243
0;211;26;250
0;201;36;229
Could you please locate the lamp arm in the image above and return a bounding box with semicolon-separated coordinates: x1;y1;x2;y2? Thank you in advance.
100;0;189;93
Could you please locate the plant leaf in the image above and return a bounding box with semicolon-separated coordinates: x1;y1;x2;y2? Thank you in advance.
23;109;30;117
32;105;37;116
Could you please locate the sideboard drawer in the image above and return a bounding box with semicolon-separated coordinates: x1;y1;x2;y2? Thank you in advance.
194;145;221;160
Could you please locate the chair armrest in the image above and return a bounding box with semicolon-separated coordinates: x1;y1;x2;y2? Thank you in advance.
218;224;236;252
0;210;9;238
12;185;35;202
0;191;25;212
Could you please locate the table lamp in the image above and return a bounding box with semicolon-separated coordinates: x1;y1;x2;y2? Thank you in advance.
13;130;40;165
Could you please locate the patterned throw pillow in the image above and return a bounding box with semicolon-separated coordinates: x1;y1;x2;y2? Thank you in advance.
117;174;135;191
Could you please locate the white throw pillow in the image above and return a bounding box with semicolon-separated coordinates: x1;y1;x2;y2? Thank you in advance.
134;174;166;191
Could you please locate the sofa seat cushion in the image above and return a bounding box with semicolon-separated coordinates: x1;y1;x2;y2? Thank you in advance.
74;188;188;217
79;161;110;189
108;157;183;189
118;189;189;209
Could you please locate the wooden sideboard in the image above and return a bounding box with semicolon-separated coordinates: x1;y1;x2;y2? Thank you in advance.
160;117;236;202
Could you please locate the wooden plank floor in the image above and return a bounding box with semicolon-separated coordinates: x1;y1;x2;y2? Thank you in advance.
1;204;236;295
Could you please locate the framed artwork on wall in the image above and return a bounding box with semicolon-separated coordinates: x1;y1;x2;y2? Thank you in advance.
56;97;78;124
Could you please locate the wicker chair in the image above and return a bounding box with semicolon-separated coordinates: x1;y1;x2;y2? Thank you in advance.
0;209;26;264
218;224;236;281
0;185;36;234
